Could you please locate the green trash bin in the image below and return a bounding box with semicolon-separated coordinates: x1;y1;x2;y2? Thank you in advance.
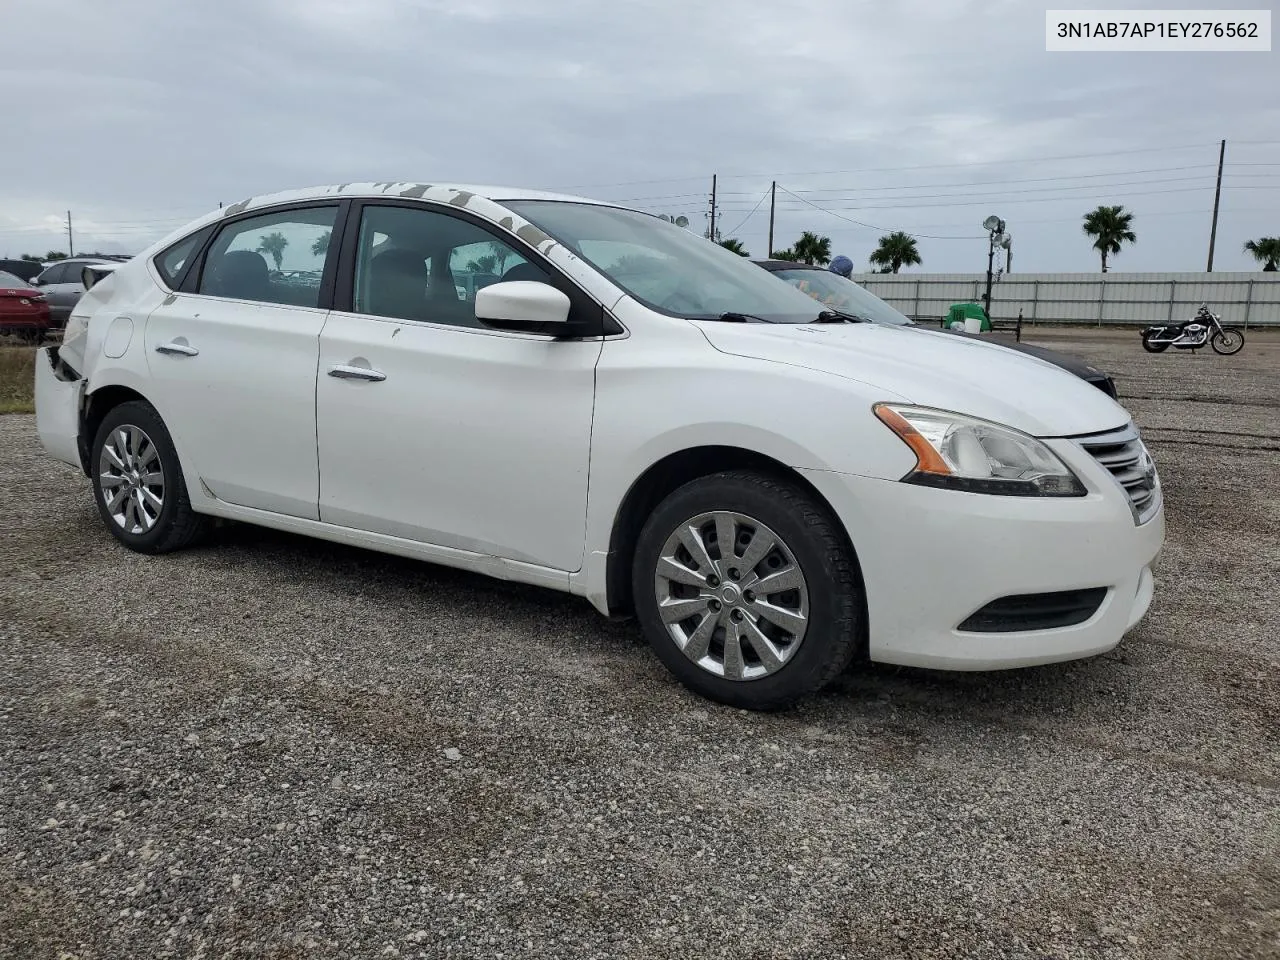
943;302;991;333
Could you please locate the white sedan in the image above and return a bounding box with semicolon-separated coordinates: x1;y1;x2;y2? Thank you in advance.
36;182;1164;710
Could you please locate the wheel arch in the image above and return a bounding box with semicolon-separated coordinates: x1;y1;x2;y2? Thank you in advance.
78;383;155;476
603;445;866;636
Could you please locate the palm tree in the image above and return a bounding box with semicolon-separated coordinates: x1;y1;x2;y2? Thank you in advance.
466;254;498;274
1243;237;1280;271
489;241;512;275
256;232;289;271
311;231;331;257
718;237;749;256
792;231;832;266
770;248;801;261
869;231;921;273
1082;205;1136;273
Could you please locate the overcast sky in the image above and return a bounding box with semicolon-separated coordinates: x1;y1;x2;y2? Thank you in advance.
1;0;1276;272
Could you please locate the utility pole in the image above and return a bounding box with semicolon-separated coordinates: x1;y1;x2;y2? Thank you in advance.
708;174;717;242
66;210;74;257
767;181;776;257
1206;139;1225;272
983;236;996;319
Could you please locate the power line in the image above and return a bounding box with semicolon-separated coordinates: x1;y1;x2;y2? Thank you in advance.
751;183;1252;216
538;141;1225;192
776;187;983;240
720;188;771;237
768;174;1218;206
785;164;1219;195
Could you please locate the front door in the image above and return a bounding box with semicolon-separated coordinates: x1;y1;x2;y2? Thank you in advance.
316;202;600;571
143;204;341;519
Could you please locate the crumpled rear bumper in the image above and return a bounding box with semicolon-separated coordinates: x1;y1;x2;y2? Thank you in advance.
34;346;85;471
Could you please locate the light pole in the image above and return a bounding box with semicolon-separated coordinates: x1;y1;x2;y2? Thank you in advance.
981;214;1006;320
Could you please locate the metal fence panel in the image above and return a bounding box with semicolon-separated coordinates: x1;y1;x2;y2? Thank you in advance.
852;272;1280;326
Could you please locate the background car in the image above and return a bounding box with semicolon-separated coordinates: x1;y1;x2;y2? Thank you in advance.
0;270;51;341
755;259;1120;400
0;258;45;284
32;256;129;327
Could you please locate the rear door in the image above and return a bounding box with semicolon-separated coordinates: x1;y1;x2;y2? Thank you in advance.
143;202;345;519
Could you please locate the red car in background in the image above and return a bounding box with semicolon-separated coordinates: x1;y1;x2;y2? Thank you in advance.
0;270;52;342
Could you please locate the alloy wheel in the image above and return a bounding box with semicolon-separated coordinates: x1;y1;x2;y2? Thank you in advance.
653;510;809;681
98;425;166;535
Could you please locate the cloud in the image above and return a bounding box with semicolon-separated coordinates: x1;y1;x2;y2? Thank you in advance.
0;0;1275;270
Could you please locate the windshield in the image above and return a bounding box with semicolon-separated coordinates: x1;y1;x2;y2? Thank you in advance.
771;269;914;326
502;201;831;323
0;271;30;289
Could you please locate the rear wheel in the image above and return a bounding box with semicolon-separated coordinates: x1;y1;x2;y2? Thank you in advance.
632;470;863;710
1141;331;1168;353
1211;327;1244;355
91;401;210;553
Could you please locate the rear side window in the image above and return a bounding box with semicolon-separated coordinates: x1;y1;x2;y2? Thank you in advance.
154;229;210;289
197;206;338;308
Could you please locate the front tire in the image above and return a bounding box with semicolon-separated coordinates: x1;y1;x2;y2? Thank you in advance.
632;470;863;710
91;401;210;553
1211;327;1244;355
1141;331;1168;353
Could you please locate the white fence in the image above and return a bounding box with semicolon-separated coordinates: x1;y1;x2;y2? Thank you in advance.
851;271;1280;327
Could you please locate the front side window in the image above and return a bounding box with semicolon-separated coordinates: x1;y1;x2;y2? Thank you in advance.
350;204;546;327
771;269;914;326
503;201;831;324
38;263;69;285
197;206;338;307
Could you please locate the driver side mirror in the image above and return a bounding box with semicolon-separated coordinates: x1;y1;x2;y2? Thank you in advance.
29;276;42;286
475;280;573;336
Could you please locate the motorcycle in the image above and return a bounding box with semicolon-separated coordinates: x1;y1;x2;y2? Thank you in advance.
1141;304;1245;355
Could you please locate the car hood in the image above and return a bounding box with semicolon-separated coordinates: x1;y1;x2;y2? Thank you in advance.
698;321;1128;437
938;328;1110;381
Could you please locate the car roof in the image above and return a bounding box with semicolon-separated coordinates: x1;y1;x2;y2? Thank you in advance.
218;182;607;217
753;260;826;271
42;256;119;267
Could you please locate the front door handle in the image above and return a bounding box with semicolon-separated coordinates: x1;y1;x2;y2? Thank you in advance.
327;363;386;382
155;340;199;357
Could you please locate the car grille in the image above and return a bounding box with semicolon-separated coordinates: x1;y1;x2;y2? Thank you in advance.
1076;424;1160;525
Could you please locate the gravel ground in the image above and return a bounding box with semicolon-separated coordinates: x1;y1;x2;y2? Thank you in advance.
2;328;1277;959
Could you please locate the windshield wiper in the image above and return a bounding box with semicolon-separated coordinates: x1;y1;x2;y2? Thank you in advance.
814;309;871;324
695;312;775;324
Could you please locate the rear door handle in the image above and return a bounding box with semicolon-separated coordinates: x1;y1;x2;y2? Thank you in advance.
327;363;386;382
155;341;199;357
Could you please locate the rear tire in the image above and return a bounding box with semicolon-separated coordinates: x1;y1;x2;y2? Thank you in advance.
1141;332;1168;353
91;401;211;553
632;470;863;710
1211;327;1244;355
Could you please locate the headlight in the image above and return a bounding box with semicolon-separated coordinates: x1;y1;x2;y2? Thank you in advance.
874;404;1086;497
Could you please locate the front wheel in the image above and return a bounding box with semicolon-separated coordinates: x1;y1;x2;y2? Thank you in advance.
1211;327;1244;355
632;470;864;710
91;400;211;553
1141;331;1169;353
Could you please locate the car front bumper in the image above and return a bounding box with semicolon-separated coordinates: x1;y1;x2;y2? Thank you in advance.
798;441;1164;670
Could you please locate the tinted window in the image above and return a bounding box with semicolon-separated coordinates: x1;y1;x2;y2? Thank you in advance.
198;206;338;307
350;204;546;327
38;263;68;284
155;230;209;289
